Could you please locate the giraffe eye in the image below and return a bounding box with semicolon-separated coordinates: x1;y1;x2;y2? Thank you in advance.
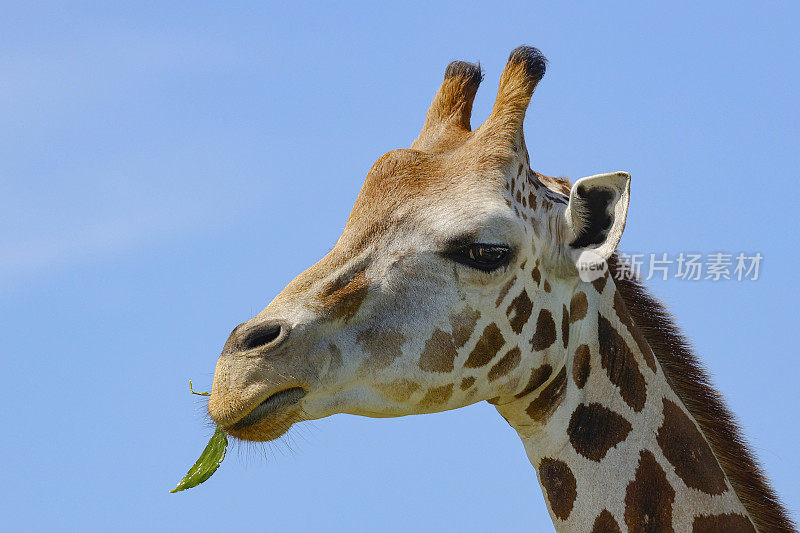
447;243;511;272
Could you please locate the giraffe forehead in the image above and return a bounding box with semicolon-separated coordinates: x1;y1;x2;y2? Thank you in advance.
341;148;515;241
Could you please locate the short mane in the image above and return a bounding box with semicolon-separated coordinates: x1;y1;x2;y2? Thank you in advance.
610;256;796;533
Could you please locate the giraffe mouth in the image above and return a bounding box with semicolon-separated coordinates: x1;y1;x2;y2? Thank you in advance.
228;387;307;431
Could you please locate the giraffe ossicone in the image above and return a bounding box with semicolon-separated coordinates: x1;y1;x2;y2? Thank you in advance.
207;46;794;532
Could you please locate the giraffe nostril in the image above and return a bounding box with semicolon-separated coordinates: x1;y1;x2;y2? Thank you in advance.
241;321;290;352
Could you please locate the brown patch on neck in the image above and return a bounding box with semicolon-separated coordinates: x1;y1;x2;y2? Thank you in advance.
464;323;505;368
610;256;796;532
692;513;756;533
569;290;588;323
488;347;521;381
529;309;557;351
591;274;607;294
514;363;553;398
572;344;590;389
538;457;577;521
525;367;566;422
567;402;632;461
592;510;621;533
597;313;647;412
612;290;656;372
624;450;675;533
656;398;728;495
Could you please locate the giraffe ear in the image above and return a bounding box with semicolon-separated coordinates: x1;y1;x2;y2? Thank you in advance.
563;171;631;261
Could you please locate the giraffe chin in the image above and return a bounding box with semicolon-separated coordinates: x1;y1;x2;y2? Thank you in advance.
223;387;307;442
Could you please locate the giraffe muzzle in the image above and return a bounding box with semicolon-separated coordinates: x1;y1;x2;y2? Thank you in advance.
227;386;307;432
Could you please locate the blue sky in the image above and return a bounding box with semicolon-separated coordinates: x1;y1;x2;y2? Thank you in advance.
2;2;798;531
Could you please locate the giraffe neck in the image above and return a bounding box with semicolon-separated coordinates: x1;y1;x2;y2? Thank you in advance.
494;274;757;532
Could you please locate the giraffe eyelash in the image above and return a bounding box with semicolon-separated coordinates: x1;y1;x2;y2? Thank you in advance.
443;243;513;273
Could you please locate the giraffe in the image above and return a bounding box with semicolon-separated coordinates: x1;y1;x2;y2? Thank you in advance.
207;46;795;532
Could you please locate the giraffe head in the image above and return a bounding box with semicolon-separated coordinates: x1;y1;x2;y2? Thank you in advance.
208;46;630;442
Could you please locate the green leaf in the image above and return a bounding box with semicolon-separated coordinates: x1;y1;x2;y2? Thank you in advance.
170;427;228;493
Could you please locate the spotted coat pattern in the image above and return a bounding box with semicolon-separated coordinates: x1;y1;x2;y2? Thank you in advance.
349;146;758;531
208;47;772;532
